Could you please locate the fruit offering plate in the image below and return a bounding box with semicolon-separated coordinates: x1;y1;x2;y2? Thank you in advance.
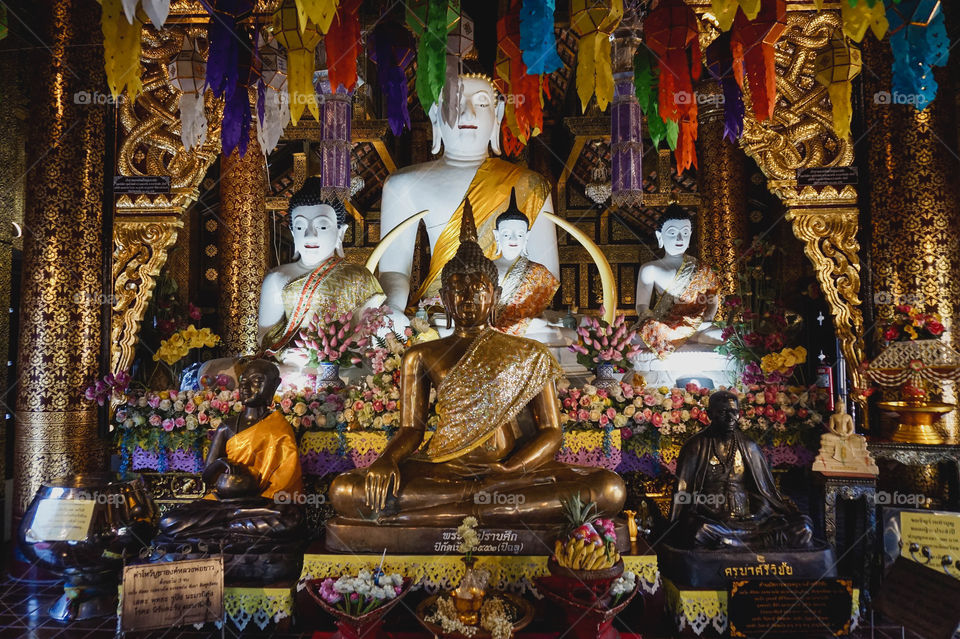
414;592;535;639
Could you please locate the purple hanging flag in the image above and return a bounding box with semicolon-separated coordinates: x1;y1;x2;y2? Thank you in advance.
368;19;416;136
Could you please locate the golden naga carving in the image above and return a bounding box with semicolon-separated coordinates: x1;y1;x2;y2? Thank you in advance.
111;25;221;377
729;7;866;395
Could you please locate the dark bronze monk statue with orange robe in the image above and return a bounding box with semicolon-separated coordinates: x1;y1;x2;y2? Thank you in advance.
328;201;625;532
155;359;305;580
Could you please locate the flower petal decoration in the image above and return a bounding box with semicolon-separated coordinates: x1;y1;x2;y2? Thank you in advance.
368;17;416;136
570;0;623;112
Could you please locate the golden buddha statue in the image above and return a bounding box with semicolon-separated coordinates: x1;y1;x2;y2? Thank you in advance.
328;202;625;531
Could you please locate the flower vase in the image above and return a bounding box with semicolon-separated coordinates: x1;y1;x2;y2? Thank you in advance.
537;573;638;639
593;362;621;393
451;556;487;626
316;362;343;390
306;578;413;639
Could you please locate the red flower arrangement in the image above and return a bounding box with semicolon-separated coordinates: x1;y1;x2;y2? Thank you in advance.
881;304;945;342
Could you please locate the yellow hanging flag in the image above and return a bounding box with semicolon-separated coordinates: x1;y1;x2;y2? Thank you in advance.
815;35;862;140
296;0;340;34
274;0;323;125
571;0;623;112
841;0;888;42
101;0;143;101
710;0;762;32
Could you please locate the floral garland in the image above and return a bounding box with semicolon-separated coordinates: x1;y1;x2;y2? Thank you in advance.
559;380;825;472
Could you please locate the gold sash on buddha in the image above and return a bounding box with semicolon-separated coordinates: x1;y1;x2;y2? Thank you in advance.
223;411;304;499
639;255;719;359
426;328;562;463
262;258;385;356
495;257;560;336
412;158;550;307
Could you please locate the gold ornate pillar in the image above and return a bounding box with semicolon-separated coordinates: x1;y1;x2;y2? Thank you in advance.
696;79;748;306
218;128;268;355
862;36;960;439
14;0;109;516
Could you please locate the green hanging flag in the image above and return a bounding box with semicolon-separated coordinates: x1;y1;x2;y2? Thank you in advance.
0;6;7;41
633;47;672;149
407;0;460;113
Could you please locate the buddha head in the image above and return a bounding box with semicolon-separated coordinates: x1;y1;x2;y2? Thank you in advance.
238;359;282;409
706;390;740;435
430;75;504;158
288;177;348;265
440;198;501;328
494;189;530;262
656;205;693;257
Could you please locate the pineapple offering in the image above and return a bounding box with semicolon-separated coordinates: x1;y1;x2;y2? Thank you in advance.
552;495;622;572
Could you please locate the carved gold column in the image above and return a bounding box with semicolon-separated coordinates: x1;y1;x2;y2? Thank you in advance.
696;79;748;307
14;0;109;516
862;36;960;440
218;128;268;355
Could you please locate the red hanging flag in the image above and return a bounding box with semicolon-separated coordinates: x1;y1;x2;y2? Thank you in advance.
325;0;362;93
730;0;786;122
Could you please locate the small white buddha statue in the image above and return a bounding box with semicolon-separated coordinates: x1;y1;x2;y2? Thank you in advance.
634;206;724;357
489;189;562;340
378;74;560;313
812;399;878;477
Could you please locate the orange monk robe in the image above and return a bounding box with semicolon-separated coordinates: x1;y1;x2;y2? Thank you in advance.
222;411;304;499
494;257;559;336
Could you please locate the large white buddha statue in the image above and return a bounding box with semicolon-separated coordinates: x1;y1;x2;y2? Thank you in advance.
631;206;734;387
258;178;388;373
377;74;560;313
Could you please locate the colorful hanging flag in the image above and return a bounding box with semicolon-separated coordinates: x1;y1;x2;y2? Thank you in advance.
645;0;700;172
256;33;289;155
407;0;460;114
295;0;340;33
368;18;416;136
887;0;948;111
101;0;143;101
730;0;785;123
633;47;674;150
168;34;208;151
497;0;546;154
706;31;745;142
710;0;762;31
325;0;361;93
274;0;323;125
840;0;889;42
570;0;623;112
814;34;861;139
519;0;563;75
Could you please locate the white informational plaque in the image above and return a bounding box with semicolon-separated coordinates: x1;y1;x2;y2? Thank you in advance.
120;557;224;632
29;498;95;541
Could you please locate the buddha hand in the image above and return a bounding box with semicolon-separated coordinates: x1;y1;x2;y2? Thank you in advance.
364;457;400;511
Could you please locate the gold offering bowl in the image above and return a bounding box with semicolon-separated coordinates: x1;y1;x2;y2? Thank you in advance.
877;401;954;445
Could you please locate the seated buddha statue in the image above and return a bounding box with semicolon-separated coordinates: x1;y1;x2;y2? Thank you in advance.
258;177;388;366
491;189;561;338
156;359;305;580
377;73;560;313
634;206;723;358
670;390;814;550
328;204;625;530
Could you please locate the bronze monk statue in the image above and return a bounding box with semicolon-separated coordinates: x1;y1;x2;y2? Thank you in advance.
155;359;305;580
670;390;814;550
329;200;625;531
